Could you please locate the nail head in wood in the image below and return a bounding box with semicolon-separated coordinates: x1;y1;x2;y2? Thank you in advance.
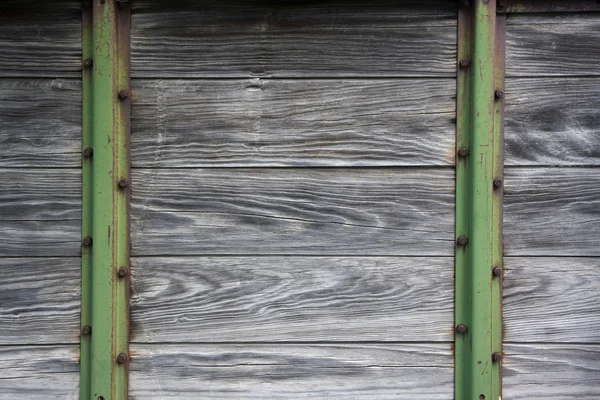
83;59;93;68
118;179;129;189
81;325;92;336
493;178;503;189
494;89;504;99
492;267;502;278
459;59;469;68
492;352;502;362
456;324;467;334
457;236;468;246
117;267;129;278
117;90;129;100
458;147;469;157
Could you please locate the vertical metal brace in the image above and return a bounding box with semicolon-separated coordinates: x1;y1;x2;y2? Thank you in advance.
82;0;131;399
456;1;504;399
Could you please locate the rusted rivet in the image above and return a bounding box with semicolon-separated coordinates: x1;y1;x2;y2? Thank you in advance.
118;267;129;278
83;148;93;158
81;325;92;336
456;324;467;334
457;236;468;246
458;147;469;157
493;267;503;278
117;90;129;100
494;89;504;99
493;178;503;189
83;59;93;68
118;178;129;189
82;236;93;247
492;352;502;362
117;352;128;364
459;59;469;68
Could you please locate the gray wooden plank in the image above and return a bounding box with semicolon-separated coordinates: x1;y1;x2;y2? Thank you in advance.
0;168;80;256
0;258;79;345
504;257;600;343
0;2;81;77
131;168;454;256
505;78;600;166
504;167;600;256
0;79;81;168
503;343;600;400
506;14;600;77
131;0;456;77
131;256;453;343
0;345;79;400
0;220;80;257
131;79;455;167
130;343;453;399
0;169;80;221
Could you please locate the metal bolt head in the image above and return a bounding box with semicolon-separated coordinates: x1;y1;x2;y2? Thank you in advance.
493;267;503;278
456;324;467;334
82;236;93;247
83;148;93;158
117;267;129;278
118;178;129;189
493;178;503;189
457;236;468;246
459;59;469;68
458;147;469;157
117;90;129;99
81;325;92;336
83;59;93;68
492;352;502;362
117;352;128;364
494;89;504;99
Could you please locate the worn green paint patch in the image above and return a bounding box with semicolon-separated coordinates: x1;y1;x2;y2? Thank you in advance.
455;1;503;399
81;1;131;399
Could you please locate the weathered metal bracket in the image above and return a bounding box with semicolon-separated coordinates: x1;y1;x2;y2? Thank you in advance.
456;1;504;399
81;0;131;399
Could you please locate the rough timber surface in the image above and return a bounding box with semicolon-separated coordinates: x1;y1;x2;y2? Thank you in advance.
503;257;600;343
130;0;457;78
0;1;81;77
506;14;600;77
130;168;454;256
129;343;453;399
503;343;600;400
505;78;600;166
504;167;600;256
0;258;80;345
0;79;81;168
0;345;79;400
131;79;456;167
130;256;453;342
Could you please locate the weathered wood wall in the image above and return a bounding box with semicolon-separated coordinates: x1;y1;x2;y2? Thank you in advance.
127;0;457;398
2;1;599;399
0;1;81;399
503;12;600;399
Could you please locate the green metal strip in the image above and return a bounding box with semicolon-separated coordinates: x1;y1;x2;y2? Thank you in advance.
81;0;131;399
455;1;504;399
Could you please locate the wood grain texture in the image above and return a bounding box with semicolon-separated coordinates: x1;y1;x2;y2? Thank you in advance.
504;167;600;256
504;257;600;343
0;169;80;256
503;343;600;400
0;258;79;345
506;14;600;77
131;79;455;167
0;1;81;77
131;168;454;256
0;79;81;167
0;345;79;400
130;343;453;399
131;0;456;78
131;256;453;342
505;78;600;166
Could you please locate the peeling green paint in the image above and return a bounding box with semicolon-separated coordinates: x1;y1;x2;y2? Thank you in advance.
81;1;131;399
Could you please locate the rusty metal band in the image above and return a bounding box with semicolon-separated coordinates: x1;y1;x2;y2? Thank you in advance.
455;1;504;399
81;0;131;399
